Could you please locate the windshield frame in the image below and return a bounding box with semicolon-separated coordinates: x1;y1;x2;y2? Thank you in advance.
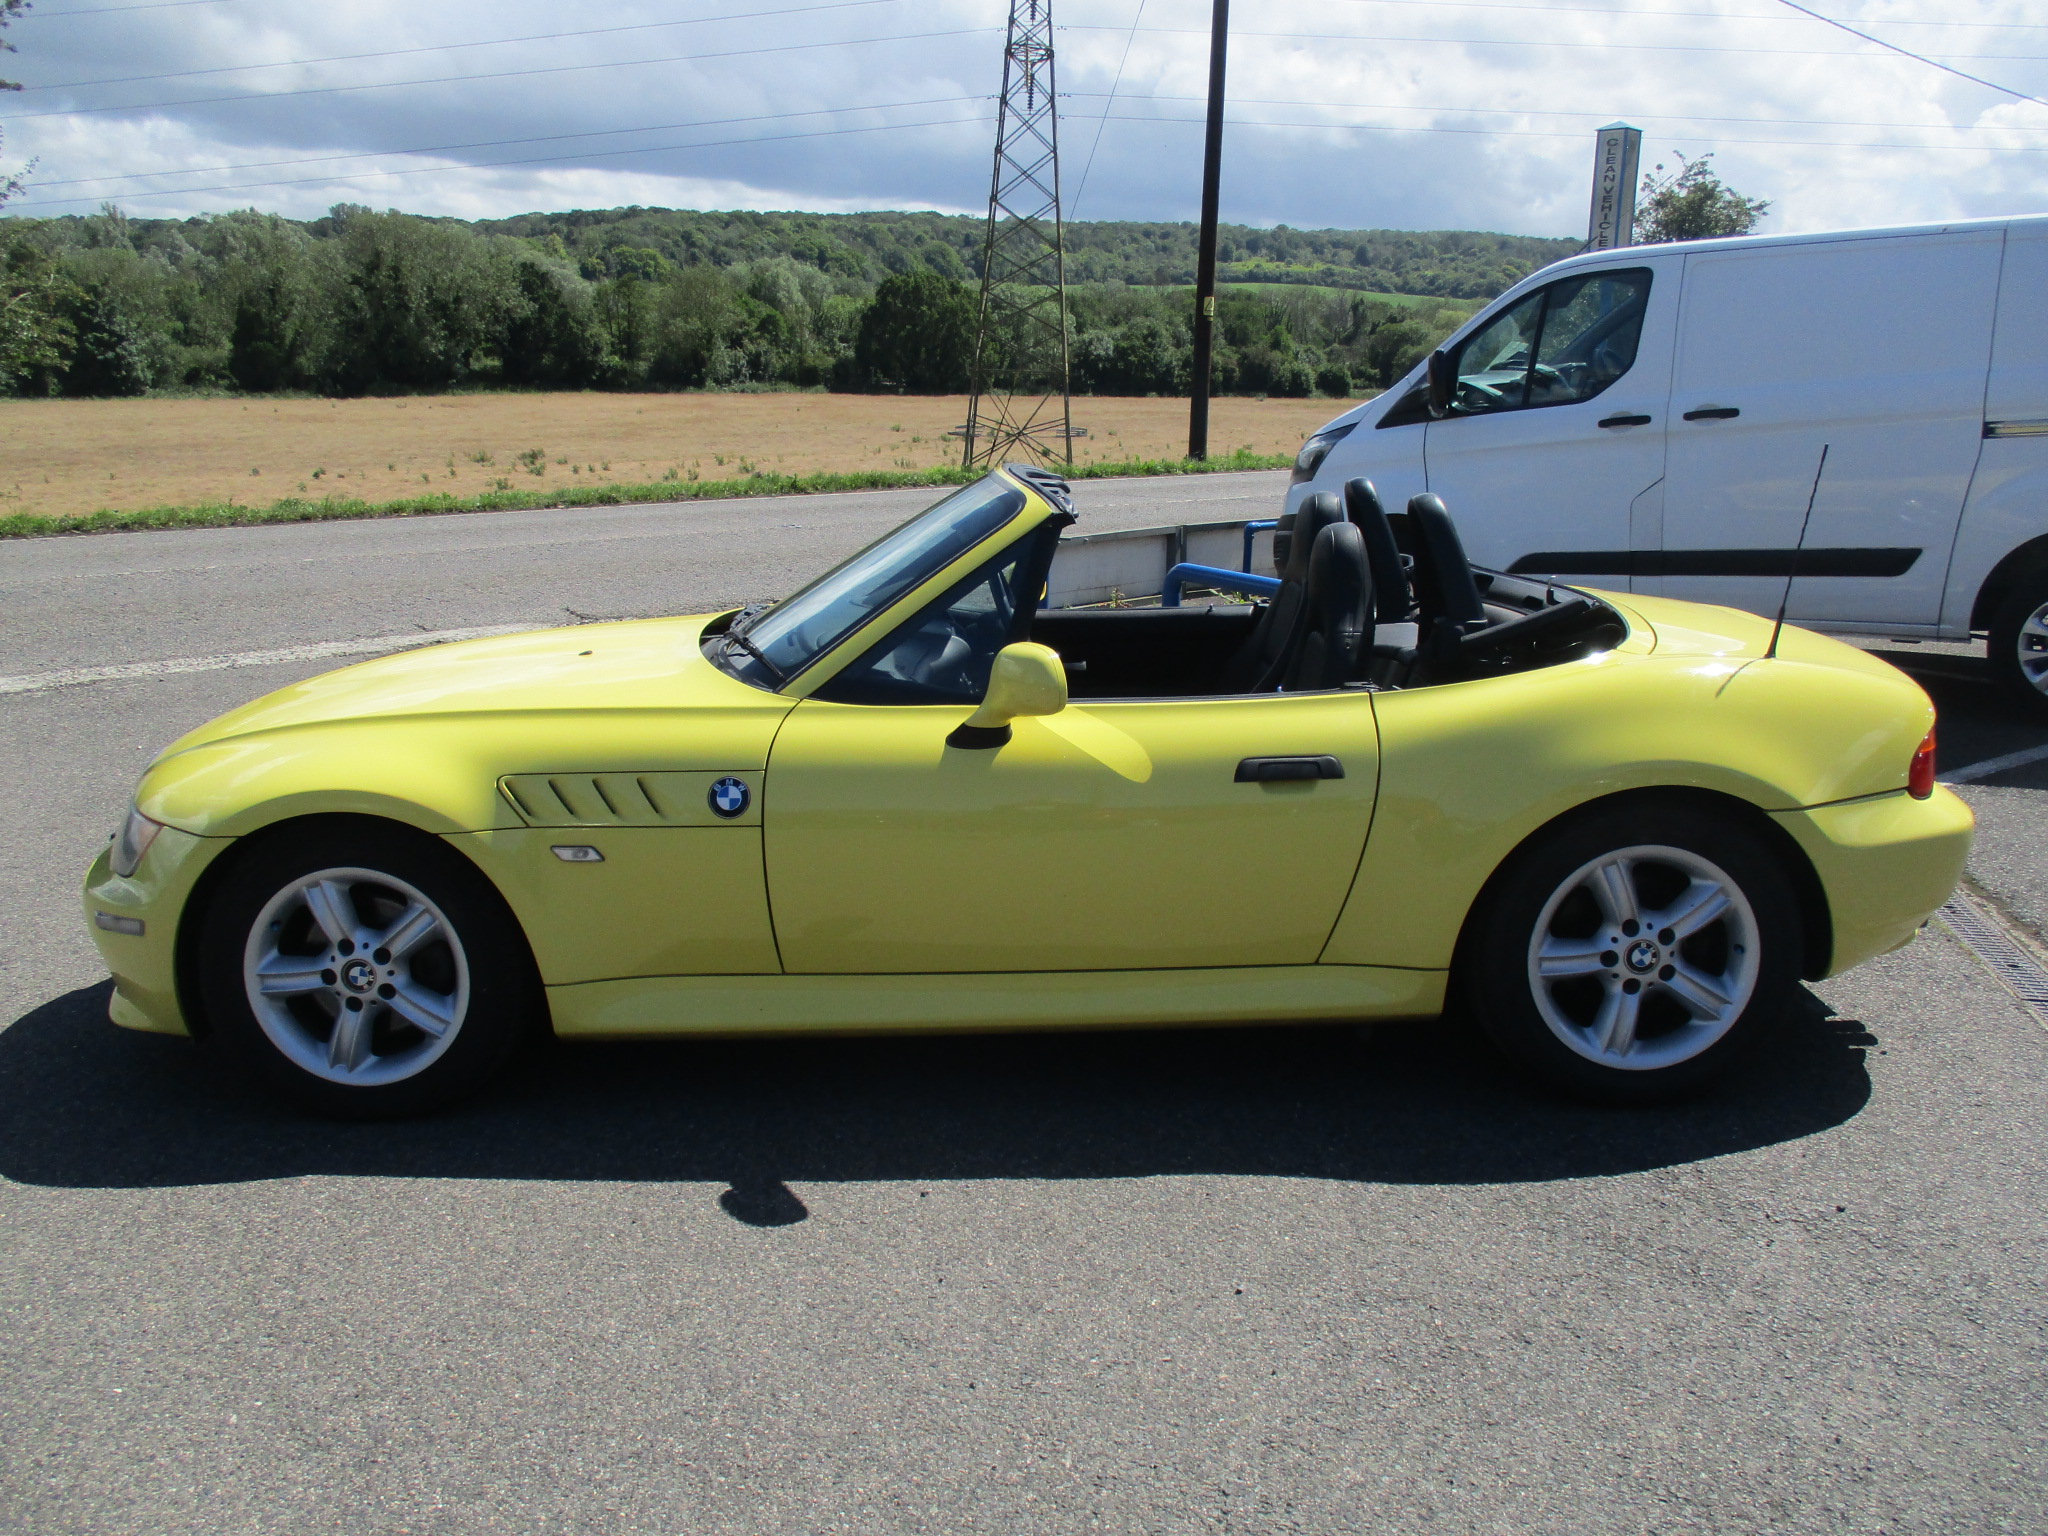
705;470;1051;693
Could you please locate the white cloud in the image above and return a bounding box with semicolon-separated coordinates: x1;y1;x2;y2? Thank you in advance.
2;0;2044;236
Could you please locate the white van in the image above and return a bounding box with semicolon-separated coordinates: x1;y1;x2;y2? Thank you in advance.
1287;214;2048;716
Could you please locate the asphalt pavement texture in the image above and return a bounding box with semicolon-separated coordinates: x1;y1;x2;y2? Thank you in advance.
3;472;2044;1535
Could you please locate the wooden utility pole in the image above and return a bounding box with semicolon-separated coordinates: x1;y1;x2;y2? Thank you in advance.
1187;0;1229;461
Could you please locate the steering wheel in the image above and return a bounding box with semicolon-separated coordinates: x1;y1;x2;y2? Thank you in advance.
1456;378;1507;410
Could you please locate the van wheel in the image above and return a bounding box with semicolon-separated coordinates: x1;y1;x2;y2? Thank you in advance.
1988;575;2048;722
197;821;543;1118
1460;802;1802;1105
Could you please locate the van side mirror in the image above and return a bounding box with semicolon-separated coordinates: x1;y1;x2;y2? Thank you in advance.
946;642;1067;749
1426;348;1455;418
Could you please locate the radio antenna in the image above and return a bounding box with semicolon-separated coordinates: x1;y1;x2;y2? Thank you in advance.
1767;443;1829;660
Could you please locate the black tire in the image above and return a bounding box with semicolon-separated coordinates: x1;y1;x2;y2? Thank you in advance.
1458;800;1803;1105
1986;573;2048;723
196;818;544;1118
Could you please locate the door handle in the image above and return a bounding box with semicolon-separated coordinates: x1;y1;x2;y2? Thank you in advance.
1682;406;1741;421
1598;413;1652;429
1235;755;1344;782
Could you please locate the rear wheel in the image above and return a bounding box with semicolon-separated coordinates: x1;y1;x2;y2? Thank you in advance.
197;822;542;1118
1461;802;1803;1103
1987;573;2048;722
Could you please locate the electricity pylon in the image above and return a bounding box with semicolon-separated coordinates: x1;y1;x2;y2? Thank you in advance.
962;0;1073;469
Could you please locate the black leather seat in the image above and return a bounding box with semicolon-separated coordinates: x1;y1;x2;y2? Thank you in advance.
1404;492;1486;637
1282;521;1375;691
1342;479;1416;626
1220;491;1344;692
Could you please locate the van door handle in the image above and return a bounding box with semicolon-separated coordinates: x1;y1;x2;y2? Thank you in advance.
1236;755;1344;782
1598;413;1652;429
1682;406;1741;421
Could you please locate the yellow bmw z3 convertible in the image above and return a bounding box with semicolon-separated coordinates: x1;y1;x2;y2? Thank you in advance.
84;465;1972;1116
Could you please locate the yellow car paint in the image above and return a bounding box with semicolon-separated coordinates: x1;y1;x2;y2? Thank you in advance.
82;826;233;1036
83;465;1971;1048
766;688;1380;973
1772;785;1974;973
1322;597;1948;974
547;962;1447;1039
445;827;779;985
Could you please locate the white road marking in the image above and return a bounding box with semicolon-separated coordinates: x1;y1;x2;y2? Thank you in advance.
1940;742;2048;785
0;624;544;698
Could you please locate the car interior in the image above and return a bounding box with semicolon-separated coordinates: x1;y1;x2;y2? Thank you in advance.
1029;477;1629;701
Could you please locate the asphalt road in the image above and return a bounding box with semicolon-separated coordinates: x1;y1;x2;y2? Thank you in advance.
3;474;2045;1535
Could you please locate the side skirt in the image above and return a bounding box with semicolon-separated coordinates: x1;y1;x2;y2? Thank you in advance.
549;964;1448;1039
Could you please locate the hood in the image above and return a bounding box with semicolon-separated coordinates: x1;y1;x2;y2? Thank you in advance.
159;614;761;758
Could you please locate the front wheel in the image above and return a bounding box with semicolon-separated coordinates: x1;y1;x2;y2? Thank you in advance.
197;821;544;1118
1987;574;2048;722
1460;802;1803;1104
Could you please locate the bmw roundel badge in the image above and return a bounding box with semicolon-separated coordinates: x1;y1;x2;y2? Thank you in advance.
708;776;751;818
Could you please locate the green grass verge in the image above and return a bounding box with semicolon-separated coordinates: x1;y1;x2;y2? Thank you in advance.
0;450;1296;540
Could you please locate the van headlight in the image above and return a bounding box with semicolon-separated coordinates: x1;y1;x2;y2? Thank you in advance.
1291;422;1356;485
110;804;164;878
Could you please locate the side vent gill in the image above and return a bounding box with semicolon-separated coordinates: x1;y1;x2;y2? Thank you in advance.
498;771;756;827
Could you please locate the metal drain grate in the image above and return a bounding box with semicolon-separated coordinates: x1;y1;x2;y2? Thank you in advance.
1936;891;2048;1029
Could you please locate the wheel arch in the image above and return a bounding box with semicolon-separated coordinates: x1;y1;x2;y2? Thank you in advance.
1969;532;2048;632
173;810;544;1041
1449;786;1834;992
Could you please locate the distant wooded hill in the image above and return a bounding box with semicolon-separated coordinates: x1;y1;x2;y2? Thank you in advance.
0;205;1572;399
477;208;1577;302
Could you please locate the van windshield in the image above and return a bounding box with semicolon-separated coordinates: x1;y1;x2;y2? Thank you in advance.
710;474;1029;689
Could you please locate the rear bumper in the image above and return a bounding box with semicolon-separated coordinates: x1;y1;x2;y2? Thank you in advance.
82;827;233;1038
1772;787;1973;977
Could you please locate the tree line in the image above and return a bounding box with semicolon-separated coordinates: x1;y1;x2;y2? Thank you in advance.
0;204;1519;401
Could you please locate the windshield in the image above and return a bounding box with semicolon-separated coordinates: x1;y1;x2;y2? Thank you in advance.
712;474;1029;688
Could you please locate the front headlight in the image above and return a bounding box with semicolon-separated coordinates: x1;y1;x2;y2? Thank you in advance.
110;804;164;878
1291;421;1356;485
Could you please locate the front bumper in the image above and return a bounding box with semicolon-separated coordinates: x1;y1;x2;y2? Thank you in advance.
82;827;234;1037
1772;786;1974;977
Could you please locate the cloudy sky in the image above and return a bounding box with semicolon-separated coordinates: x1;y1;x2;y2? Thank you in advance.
1;0;2043;239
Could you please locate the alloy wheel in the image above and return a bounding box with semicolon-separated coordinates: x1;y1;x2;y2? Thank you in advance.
2015;598;2048;697
1526;843;1760;1071
241;866;471;1087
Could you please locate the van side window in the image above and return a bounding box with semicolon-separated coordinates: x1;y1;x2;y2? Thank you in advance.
1448;268;1651;417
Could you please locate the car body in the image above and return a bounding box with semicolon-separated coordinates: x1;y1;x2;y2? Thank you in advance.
1288;214;2048;717
84;466;1973;1112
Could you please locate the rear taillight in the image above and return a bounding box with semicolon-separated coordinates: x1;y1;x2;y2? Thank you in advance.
1909;729;1937;799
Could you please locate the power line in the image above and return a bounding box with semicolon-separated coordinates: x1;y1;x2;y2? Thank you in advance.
18;0;911;94
12;110;995;210
23;95;990;191
1074;105;2048;154
23;0;254;15
0;26;1002;121
1070;0;1147;219
1066;22;2048;64
1312;0;2048;32
43;83;2030;202
1771;0;2048;107
1073;90;2048;138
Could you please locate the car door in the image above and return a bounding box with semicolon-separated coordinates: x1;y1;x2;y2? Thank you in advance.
1421;261;1678;587
761;549;1381;974
1649;230;2002;627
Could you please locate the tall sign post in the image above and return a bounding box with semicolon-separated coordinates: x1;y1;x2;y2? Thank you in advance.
1586;122;1642;250
1186;0;1229;461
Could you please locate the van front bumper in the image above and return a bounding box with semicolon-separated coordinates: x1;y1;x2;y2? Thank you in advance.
82;827;234;1038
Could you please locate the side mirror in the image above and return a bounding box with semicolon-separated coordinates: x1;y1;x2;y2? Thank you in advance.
1426;348;1455;418
947;642;1067;749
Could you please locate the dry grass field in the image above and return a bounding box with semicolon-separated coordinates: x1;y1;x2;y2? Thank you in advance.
0;392;1353;522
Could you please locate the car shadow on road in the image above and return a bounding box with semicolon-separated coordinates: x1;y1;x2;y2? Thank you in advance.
0;982;1874;1200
